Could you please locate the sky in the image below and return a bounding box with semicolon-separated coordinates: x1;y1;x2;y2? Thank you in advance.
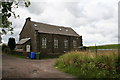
1;0;119;46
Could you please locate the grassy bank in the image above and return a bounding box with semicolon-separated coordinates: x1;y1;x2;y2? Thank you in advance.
54;50;120;78
88;44;119;50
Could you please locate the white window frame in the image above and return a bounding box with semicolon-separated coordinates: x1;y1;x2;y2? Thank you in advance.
64;39;68;48
54;39;58;48
42;37;46;48
73;40;77;48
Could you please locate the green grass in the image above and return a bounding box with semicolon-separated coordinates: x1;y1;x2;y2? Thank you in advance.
3;52;28;59
54;50;120;78
88;44;119;50
12;54;26;58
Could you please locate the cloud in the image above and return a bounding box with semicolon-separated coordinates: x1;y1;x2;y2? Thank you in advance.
1;0;119;46
27;2;47;15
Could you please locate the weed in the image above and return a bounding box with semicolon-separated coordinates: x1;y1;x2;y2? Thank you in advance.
55;50;120;78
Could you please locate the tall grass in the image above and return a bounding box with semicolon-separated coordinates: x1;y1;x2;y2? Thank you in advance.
55;50;120;78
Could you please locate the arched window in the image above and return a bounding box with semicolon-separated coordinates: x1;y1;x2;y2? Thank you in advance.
42;37;46;48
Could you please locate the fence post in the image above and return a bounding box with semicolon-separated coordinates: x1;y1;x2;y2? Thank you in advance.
95;44;97;57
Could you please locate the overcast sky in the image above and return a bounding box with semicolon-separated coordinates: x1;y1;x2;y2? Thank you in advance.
1;0;119;46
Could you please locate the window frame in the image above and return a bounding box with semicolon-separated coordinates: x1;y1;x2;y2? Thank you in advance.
73;40;77;48
54;39;58;48
42;37;47;48
64;39;68;48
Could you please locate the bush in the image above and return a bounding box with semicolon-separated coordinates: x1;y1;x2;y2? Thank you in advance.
55;50;120;78
2;44;12;54
4;48;11;54
2;44;8;52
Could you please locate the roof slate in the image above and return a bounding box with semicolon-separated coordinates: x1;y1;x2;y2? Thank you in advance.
31;21;80;37
17;38;30;45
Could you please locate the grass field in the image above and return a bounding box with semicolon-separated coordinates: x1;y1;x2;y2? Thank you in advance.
54;50;120;78
88;44;119;50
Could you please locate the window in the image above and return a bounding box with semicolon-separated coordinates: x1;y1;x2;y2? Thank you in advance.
64;39;68;48
59;28;62;31
42;37;46;48
66;29;68;32
73;40;77;48
34;24;37;27
54;39;58;48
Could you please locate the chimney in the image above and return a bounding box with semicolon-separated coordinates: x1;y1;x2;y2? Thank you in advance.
26;17;31;21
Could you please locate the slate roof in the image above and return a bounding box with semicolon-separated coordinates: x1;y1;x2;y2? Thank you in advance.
17;38;30;45
31;21;80;37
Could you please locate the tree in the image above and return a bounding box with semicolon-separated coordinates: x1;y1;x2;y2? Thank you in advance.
0;34;2;43
0;0;30;35
8;37;16;50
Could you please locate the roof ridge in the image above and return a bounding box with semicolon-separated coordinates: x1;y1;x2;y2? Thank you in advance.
31;20;72;29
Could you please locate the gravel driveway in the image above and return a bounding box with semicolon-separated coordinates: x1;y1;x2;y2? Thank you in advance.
2;54;75;78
